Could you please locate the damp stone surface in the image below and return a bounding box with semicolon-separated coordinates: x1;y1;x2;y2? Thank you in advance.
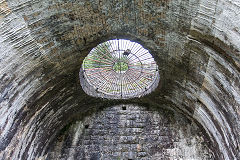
0;0;239;160
47;105;214;160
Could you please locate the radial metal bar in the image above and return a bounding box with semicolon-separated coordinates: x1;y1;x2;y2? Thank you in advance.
127;70;149;87
83;39;158;98
85;68;112;77
85;58;113;65
93;46;115;63
85;66;112;71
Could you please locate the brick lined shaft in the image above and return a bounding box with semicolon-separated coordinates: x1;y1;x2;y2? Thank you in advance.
0;0;239;159
48;105;213;159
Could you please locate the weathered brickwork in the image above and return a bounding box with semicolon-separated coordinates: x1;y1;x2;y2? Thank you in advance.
0;0;239;159
0;1;11;19
48;105;214;159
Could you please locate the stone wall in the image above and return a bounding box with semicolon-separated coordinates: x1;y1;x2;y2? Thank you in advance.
0;0;239;159
47;104;214;160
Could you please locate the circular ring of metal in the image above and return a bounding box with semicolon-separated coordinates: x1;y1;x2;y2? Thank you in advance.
82;39;159;99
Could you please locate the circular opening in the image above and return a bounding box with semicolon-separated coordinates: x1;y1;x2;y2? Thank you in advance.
80;39;160;99
113;61;128;73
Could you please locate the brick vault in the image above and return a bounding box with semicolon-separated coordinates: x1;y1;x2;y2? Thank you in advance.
0;0;239;159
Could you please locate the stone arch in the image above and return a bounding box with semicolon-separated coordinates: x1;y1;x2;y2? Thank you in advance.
0;0;239;159
47;104;215;159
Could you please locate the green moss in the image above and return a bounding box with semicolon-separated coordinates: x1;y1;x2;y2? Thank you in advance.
113;61;128;72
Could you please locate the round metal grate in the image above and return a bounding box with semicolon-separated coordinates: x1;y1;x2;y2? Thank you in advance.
81;39;159;99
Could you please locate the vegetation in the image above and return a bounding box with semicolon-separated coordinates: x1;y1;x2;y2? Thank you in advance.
113;61;128;72
83;42;113;69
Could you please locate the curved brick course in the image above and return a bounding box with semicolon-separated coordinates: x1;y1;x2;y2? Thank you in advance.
0;0;239;159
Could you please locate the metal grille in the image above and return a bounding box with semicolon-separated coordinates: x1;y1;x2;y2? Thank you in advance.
82;39;158;99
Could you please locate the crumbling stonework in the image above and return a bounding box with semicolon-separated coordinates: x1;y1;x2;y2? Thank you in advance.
48;105;214;159
0;0;239;160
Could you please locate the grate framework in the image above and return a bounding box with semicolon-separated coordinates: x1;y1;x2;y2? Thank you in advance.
81;39;159;99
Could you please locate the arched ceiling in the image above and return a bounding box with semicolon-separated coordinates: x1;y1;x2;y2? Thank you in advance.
0;0;239;159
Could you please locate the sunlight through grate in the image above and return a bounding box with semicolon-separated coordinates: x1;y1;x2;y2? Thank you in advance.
81;39;159;99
